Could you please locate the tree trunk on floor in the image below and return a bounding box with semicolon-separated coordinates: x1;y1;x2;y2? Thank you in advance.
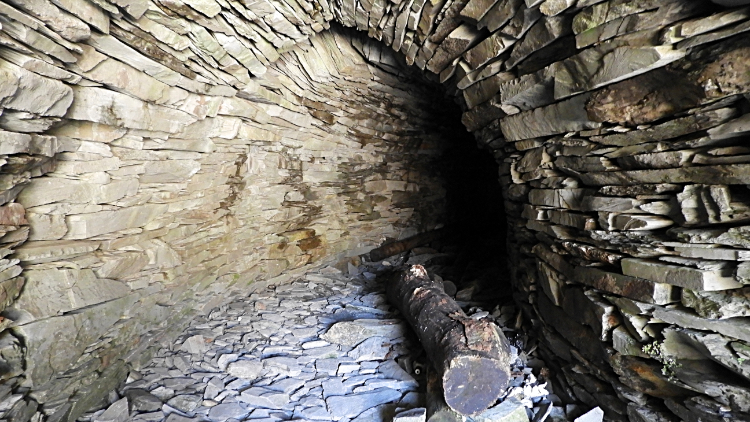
386;265;512;416
426;366;463;422
367;229;445;261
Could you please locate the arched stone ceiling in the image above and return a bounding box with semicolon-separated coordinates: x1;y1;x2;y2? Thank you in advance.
0;0;749;421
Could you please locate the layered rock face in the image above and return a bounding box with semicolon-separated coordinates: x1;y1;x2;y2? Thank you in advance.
0;7;455;420
1;0;750;421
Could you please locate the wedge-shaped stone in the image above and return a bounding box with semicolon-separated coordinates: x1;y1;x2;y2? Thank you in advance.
13;268;130;321
572;266;679;304
554;46;685;100
500;93;601;141
426;24;481;73
622;258;742;291
707;111;750;141
462;32;515;69
653;307;750;343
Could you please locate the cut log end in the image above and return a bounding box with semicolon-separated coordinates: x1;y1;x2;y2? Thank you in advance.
443;356;509;416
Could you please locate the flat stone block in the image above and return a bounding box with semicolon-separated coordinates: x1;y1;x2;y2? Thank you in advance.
621;258;742;291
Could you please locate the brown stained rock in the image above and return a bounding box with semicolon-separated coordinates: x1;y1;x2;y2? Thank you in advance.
586;34;750;126
0;203;27;226
585;67;703;126
609;354;693;399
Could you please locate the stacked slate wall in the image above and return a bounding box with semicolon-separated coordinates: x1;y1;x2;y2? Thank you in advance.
0;0;749;421
0;6;453;419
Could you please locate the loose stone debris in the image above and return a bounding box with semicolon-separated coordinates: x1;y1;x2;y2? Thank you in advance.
79;251;588;422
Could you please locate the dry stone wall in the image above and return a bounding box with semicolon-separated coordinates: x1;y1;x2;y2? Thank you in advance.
1;0;750;421
0;4;455;419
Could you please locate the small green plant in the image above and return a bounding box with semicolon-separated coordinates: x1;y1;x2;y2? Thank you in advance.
738;357;746;365
642;341;681;381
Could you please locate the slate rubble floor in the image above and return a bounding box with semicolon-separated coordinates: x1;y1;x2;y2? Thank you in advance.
79;265;425;422
78;259;583;422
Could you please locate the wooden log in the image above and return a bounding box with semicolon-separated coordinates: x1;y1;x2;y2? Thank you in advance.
386;265;512;416
426;366;463;422
367;228;445;262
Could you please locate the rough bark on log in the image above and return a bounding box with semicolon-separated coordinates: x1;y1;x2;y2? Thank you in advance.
386;265;512;416
368;229;445;262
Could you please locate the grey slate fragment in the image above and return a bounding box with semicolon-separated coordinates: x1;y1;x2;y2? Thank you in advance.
321;319;407;346
574;407;604;422
472;398;529;422
94;398;129;422
325;388;402;418
207;403;250;421
125;389;162;412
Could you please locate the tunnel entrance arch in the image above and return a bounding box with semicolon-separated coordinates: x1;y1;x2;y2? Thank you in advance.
0;0;749;421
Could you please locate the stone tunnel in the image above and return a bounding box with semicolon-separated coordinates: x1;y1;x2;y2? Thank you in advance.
0;0;749;421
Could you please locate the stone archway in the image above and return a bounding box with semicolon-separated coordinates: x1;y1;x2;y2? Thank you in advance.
0;0;749;421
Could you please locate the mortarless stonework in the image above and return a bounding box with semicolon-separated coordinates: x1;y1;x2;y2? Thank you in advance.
0;0;749;421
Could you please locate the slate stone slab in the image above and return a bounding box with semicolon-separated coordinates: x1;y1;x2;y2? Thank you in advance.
325;388;402;418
